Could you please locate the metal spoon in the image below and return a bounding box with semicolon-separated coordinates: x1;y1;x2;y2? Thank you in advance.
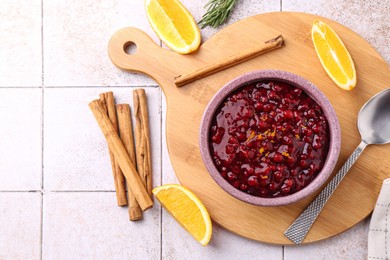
284;88;390;244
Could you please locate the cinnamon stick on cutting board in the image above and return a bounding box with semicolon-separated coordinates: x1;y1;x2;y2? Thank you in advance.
133;89;153;198
174;35;284;87
117;104;143;221
89;99;153;210
99;92;127;206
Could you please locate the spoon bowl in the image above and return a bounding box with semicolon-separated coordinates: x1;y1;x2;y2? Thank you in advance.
358;89;390;145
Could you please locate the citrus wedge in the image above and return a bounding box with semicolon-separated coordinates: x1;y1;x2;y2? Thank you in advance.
145;0;201;54
311;20;357;90
152;184;212;246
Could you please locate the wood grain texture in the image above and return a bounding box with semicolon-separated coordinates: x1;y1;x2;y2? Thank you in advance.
108;12;390;244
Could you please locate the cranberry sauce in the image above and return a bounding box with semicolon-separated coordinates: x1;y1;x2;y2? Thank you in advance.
209;80;330;197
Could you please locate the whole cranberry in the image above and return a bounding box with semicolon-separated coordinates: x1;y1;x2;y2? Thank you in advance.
273;171;284;182
227;172;236;181
283;110;294;120
273;152;284;163
247;176;259;187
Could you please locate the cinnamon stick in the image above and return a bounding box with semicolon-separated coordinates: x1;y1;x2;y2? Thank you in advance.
99;94;118;191
89;99;153;211
174;35;284;87
133;89;153;198
100;92;127;206
99;93;127;206
117;104;143;221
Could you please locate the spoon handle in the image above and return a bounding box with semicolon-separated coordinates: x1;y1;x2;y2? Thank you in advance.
284;141;368;244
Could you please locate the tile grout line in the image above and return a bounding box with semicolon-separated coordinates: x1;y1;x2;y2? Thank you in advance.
157;38;163;260
40;72;45;260
40;190;44;260
40;0;44;259
160;202;163;260
159;86;163;260
0;190;117;193
0;86;42;89
0;190;119;193
0;190;42;193
45;190;117;192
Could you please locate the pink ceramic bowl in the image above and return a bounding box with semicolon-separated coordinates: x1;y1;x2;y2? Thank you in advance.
199;70;341;206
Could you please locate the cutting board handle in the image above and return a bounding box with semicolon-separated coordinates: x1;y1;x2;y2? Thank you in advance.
108;27;176;81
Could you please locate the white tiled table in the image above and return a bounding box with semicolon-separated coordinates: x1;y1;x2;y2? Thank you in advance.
1;1;388;259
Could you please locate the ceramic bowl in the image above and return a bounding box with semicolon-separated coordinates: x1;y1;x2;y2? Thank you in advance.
199;70;341;206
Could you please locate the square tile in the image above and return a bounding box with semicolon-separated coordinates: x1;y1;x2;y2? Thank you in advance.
42;192;160;259
0;89;42;190
282;0;390;64
284;219;369;260
43;0;159;87
0;0;42;87
44;87;161;191
0;192;41;259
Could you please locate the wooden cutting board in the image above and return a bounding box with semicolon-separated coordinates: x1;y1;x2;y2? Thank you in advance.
108;12;390;245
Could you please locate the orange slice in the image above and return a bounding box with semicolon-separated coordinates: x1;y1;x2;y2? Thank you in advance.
152;184;212;246
145;0;201;54
311;20;357;90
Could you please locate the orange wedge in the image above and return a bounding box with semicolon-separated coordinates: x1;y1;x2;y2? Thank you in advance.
311;20;357;90
145;0;201;54
152;184;212;246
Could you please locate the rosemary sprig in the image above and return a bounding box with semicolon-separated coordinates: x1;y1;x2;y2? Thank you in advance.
199;0;238;29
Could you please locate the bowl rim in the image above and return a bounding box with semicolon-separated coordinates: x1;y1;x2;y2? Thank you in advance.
199;69;341;206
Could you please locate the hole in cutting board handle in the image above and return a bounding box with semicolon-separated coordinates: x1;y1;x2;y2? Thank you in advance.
124;41;137;55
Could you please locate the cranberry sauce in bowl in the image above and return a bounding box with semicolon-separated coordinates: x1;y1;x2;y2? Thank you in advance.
199;70;341;206
209;80;329;198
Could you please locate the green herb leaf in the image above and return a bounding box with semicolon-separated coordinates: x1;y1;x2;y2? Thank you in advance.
199;0;238;29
